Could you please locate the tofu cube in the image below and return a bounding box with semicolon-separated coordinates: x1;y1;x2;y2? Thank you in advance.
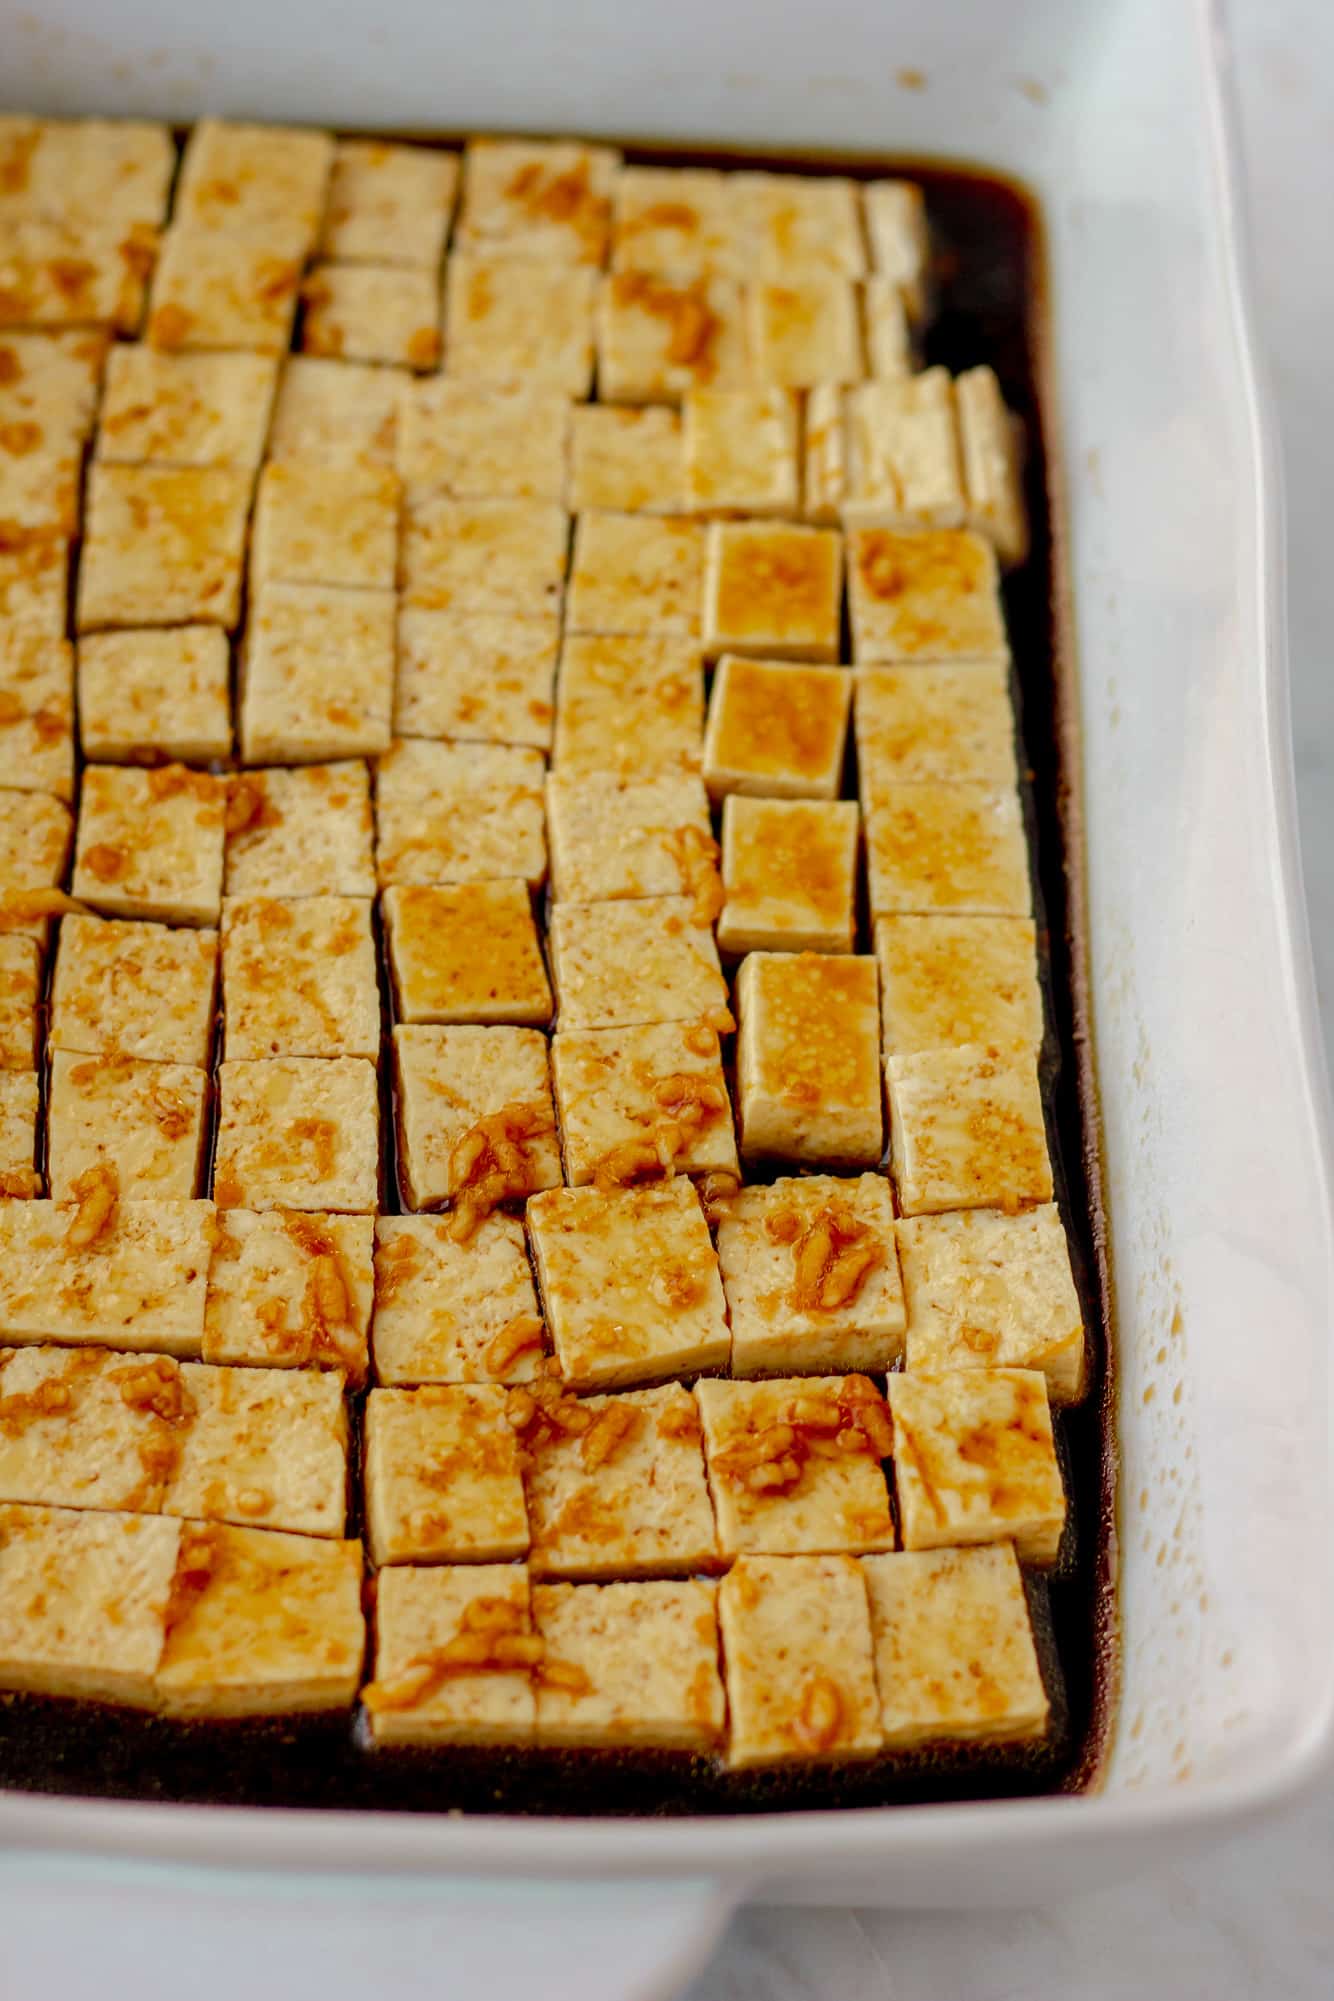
174;119;334;249
203;1208;374;1381
864;277;913;379
897;1204;1085;1404
443;254;595;395
854;660;1018;806
865;783;1032;920
146;226;304;356
0;788;72;951
0;1198;215;1356
566;510;705;640
0;538;69;638
363;1383;528;1565
596;271;751;404
0;1346;188;1512
842;372;964;531
0;215;156;334
384;880;551;1027
718;796;859;955
551;1019;737;1189
251;459;400;592
718;1552;881;1768
0;936;39;1070
0;118;173;229
527;1178;730;1391
223;760;376;901
548;895;728;1032
77;627;232;766
374;737;547;890
748;278;864;389
703;520;843;663
886;1042;1053;1216
221;895;381;1059
862;180;932;323
399;494;568;617
213;1056;380;1213
697;1374;894;1559
683;387;800;518
46;1052;207;1200
886;1368;1066;1565
96;346;278;470
301;262;441;372
610;165;755;279
736;171;867;278
567;404;685;515
398;378;570;506
164;1361;348;1537
395;608;559;751
0;328;106;459
77;463;252;632
957;364;1030;568
72;763;226;926
0;439;81;540
239;582;396;765
552;633;704;782
392;1023;560;1215
0;1069;38;1197
319;139;458;269
267;355;400;467
547;770;717;908
364;1561;535;1745
736;951;882;1166
714;1173;905;1376
876;913;1043;1058
703;655;851;802
0;1503;179;1708
371;1211;547;1387
533;1577;725;1750
863;1543;1049;1748
0;633;74;800
456;137;619;264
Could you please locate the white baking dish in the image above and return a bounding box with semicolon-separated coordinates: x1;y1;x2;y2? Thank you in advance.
1;0;1330;1990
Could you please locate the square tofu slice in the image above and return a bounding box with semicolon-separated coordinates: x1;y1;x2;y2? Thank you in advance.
456;137;618;264
0;328;106;458
0;1346;190;1512
567;404;685;515
364;1383;528;1565
0;436;80;542
174;119;334;248
443;255;595;395
384;881;551;1027
72;764;226;926
956;365;1029;569
251;459;399;592
77;627;232;767
77;464;251;632
146;226;304;356
597;271;751;404
0;1503;180;1707
399;379;570;506
549;896;728;1032
703;521;842;663
0;1069;38;1196
552;633;704;782
863;181;932;323
364;1561;535;1746
547;770;717;908
865;783;1031;920
886;1043;1052;1216
683;387;800;518
319;139;458;268
718;1552;881;1768
392;1023;560;1215
213;1056;380;1213
848;526;1007;668
395;608;559;751
240;582;396;765
0;1197;215;1356
714;1174;905;1376
0;118;173;229
0;633;74;800
0;215;155;334
897;1205;1085;1403
372;1211;547;1387
610;165;755;279
302;262;441;371
854;661;1018;805
887;1368;1066;1565
165;1361;348;1537
736;951;881;1166
155;1521;364;1718
0;787;71;951
876;913;1042;1058
527;1179;729;1391
374;738;547;890
46;1053;207;1200
0;538;69;638
703;655;851;802
223;761;376;901
697;1374;894;1559
863;1543;1049;1748
843;372;964;530
552;1019;737;1190
737;172;866;278
749;279;864;389
533;1577;725;1750
521;1382;716;1581
96;346;277;470
399;494;568;617
267;356;400;467
0;937;39;1070
565;511;704;639
203;1209;374;1381
718;796;859;955
221;895;380;1060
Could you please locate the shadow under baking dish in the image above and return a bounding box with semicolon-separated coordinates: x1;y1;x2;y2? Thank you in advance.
0;148;1117;1816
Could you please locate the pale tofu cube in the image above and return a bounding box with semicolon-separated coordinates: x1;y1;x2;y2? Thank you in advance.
0;329;106;459
392;1023;560;1214
398;378;570;506
718;1551;881;1768
0;1503;179;1707
268;355;400;467
0;787;71;951
301;262;441;372
0;1198;215;1356
736;951;881;1166
0;215;155;334
610;165;755;279
596;271;751;404
0;537;69;637
548;896;728;1032
0;440;80;540
547;770;716;906
523;1382;717;1583
887;1368;1066;1565
0;118;173;229
251;459;400;592
374;737;547;890
443;255;595;395
703;520;842;664
0;1069;38;1197
551;1019;737;1189
319;139;458;268
146;226;304;356
863;1543;1049;1748
224;760;376;901
683;387;800;518
886;1042;1052;1217
399;494;568;617
0;937;39;1070
365;1561;535;1745
372;1211;547;1387
221;895;381;1059
46;1053;208;1200
864;278;913;379
749;278;864;390
865;783;1031;920
78;627;232;766
72;764;226;926
384;881;551;1027
203;1209;374;1381
565;510;704;639
213;1056;379;1213
0;634;74;800
164;1361;348;1537
533;1577;725;1750
847;526;1008;665
527;1179;729;1391
155;1521;364;1718
876;913;1043;1058
77;463;252;632
842;372;964;531
364;1383;528;1565
855;661;1018;808
862;181;932;322
897;1205;1085;1404
719;796;859;955
175;119;334;247
567;404;685;514
239;582;396;765
552;633;704;781
714;1174;905;1376
703;655;851;803
736;172;866;278
96;346;278;470
395;608;559;751
697;1375;894;1560
0;1346;189;1511
456;138;619;264
957;364;1030;569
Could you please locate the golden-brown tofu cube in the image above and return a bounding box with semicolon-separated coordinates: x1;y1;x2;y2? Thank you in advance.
374;737;547;891
886;1368;1066;1565
886;1042;1053;1216
865;783;1031;921
718;796;859;955
77;463;252;632
221;895;380;1060
551;1019;737;1189
0;1197;215;1357
0;1503;179;1707
203;1209;374;1382
456;137;619;264
96;346;278;471
239;582;396;766
319;139;458;269
875;913;1043;1059
548;895;728;1032
702;655;851;802
736;951;881;1166
301;262;441;372
596;271;751;404
364;1561;535;1745
384;881;551;1027
395;607;559;751
443;254;595;395
164;1361;348;1537
565;510;705;639
703;520;843;663
223;760;376;901
392;1023;560;1215
552;633;704;782
46;1052;207;1200
697;1374;894;1559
